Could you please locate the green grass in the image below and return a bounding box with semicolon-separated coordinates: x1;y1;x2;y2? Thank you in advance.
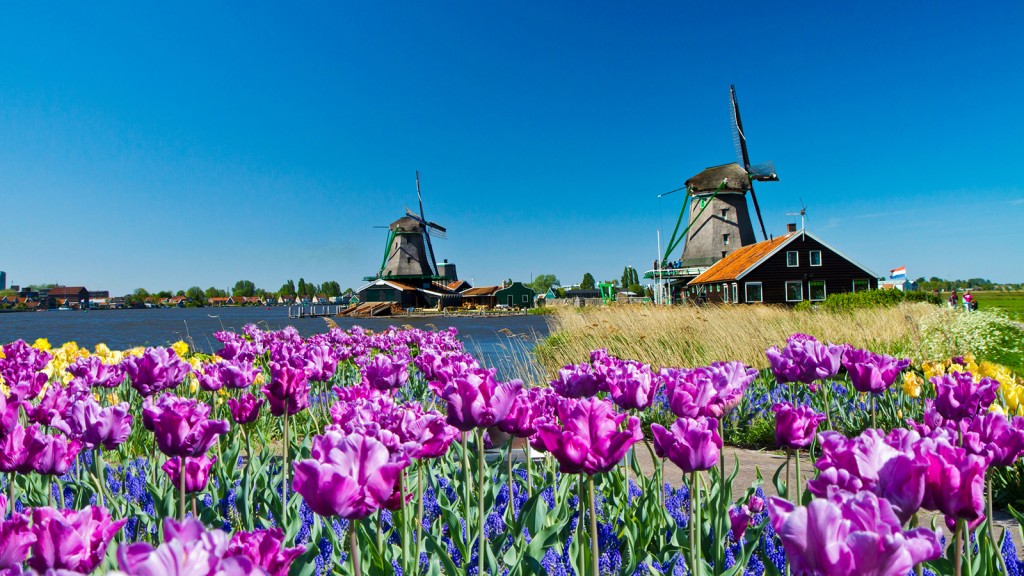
975;290;1024;321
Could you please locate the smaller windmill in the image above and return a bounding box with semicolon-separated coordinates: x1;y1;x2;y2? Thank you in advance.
374;172;447;280
786;199;809;232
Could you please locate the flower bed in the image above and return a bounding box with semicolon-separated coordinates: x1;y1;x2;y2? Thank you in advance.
0;327;1022;575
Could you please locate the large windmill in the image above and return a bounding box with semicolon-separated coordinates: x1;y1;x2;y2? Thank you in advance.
657;85;779;272
374;172;448;281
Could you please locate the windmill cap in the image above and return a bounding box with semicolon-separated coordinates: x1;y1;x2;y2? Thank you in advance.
685;163;751;192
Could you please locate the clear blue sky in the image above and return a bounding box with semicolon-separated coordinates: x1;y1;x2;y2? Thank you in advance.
2;2;1022;295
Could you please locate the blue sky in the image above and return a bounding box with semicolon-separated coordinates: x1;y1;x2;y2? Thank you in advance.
1;2;1022;295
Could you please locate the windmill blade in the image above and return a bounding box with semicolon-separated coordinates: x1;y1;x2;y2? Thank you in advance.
655;187;688;200
405;208;427;223
416;171;426;222
730;84;752;171
748;181;768;241
426;228;447;239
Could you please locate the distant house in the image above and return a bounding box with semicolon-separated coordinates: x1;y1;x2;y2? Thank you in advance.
564;288;601;300
47;286;90;309
208;297;230;306
461;286;501;308
89;290;109;300
447;279;472;292
686;229;877;305
166;296;188;307
880;279;917;292
495;282;537;309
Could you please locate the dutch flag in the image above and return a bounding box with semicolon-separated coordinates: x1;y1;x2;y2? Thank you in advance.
890;266;907;279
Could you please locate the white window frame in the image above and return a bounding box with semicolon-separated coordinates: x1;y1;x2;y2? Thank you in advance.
809;280;827;302
810;250;822;267
852;278;870;293
745;282;763;303
522;295;528;303
785;280;804;302
786;251;799;267
732;282;739;303
722;283;730;302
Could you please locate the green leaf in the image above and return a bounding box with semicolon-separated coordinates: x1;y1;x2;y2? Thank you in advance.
772;458;789;500
424;531;460;576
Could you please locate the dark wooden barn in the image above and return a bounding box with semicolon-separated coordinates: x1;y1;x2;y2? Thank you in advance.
685;227;877;305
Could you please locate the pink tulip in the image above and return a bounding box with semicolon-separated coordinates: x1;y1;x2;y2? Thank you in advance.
292;430;404;519
227;528;306;576
439;368;522;431
263;361;310;416
931;371;1000;421
27;505;127;574
162;455;217;493
142;394;229;458
0;512;35;571
772;402;825;449
534;396;643;475
651;416;721;473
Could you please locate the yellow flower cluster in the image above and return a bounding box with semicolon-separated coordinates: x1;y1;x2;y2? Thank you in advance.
902;372;924;398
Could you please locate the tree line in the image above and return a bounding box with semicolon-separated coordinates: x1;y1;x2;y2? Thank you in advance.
122;279;353;307
914;277;1024;292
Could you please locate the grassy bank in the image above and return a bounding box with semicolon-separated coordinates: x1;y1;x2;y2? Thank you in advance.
975;290;1024;320
534;302;936;375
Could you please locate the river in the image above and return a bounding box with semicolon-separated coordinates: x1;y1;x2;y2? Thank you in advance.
0;307;551;381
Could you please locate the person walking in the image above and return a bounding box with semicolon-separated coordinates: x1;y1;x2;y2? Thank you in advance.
950;289;959;309
963;289;974;314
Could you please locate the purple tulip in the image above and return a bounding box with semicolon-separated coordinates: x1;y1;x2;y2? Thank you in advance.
262;361;310;417
67;356;126;388
535;397;643;475
27;505;127;574
117;517;241;575
841;348;910;394
1;340;52;372
705;361;759;415
729;505;752;540
55;398;134;450
228;393;265;425
766;334;847;385
27;382;77;428
161;455;217;493
292;430;404;519
604;359;656;411
659;367;717;419
0;423;29;473
439;368;522;431
772;402;825;449
121;347;192;397
748;494;765;514
142;394;230;458
931;371;1000;421
361;353;410;391
965;412;1024;467
395;409;459;460
651;416;721;473
498;386;558;438
768;488;941;576
808;429;928;524
0;512;35;571
550;363;604;398
1;366;49;404
919;436;989;530
25;427;83;476
227;528;306;576
300;341;340;382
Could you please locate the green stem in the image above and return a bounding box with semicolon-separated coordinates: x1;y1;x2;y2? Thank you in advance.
644;440;663;508
350;518;362;576
282;410;289;527
989;474;1010;576
785;447;791;502
821;380;833;431
794;449;801;505
588;475;599;576
462;434;472;532
507;441;514;524
179;456;186;521
525;443;533;498
954;519;963;576
95;449;108;510
872;394;877;429
690;471;701;576
416;464;425;561
477;430;486;576
7;473;14;514
578;477;587;576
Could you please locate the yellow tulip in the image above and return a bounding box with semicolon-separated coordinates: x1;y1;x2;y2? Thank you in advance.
172;341;189;358
902;372;923;398
990;404;1006;415
33;338;52;351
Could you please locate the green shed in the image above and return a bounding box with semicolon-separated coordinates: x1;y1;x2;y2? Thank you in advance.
495;282;536;309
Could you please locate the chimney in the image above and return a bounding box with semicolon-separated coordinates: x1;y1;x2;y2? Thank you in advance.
786;223;797;233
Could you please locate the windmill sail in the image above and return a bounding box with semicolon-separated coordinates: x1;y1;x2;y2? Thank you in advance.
729;84;774;241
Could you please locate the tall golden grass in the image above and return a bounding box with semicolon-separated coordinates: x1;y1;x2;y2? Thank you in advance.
533;302;937;376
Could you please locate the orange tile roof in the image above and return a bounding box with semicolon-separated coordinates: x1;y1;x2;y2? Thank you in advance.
462;286;500;296
689;232;796;284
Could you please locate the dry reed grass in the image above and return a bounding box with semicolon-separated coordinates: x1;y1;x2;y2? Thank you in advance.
534;302;936;375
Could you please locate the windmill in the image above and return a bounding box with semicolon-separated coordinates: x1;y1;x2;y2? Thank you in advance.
375;172;447;280
657;85;780;270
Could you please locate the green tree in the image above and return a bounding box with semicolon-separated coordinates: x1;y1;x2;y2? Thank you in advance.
279;280;297;297
321;281;342;297
232;280;257;298
297;278;307;297
186;286;206;304
528;274;560;294
205;286;227;298
156;290;173;299
581;273;596;290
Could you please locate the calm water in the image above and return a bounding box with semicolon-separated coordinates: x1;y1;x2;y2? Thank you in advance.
0;308;550;379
